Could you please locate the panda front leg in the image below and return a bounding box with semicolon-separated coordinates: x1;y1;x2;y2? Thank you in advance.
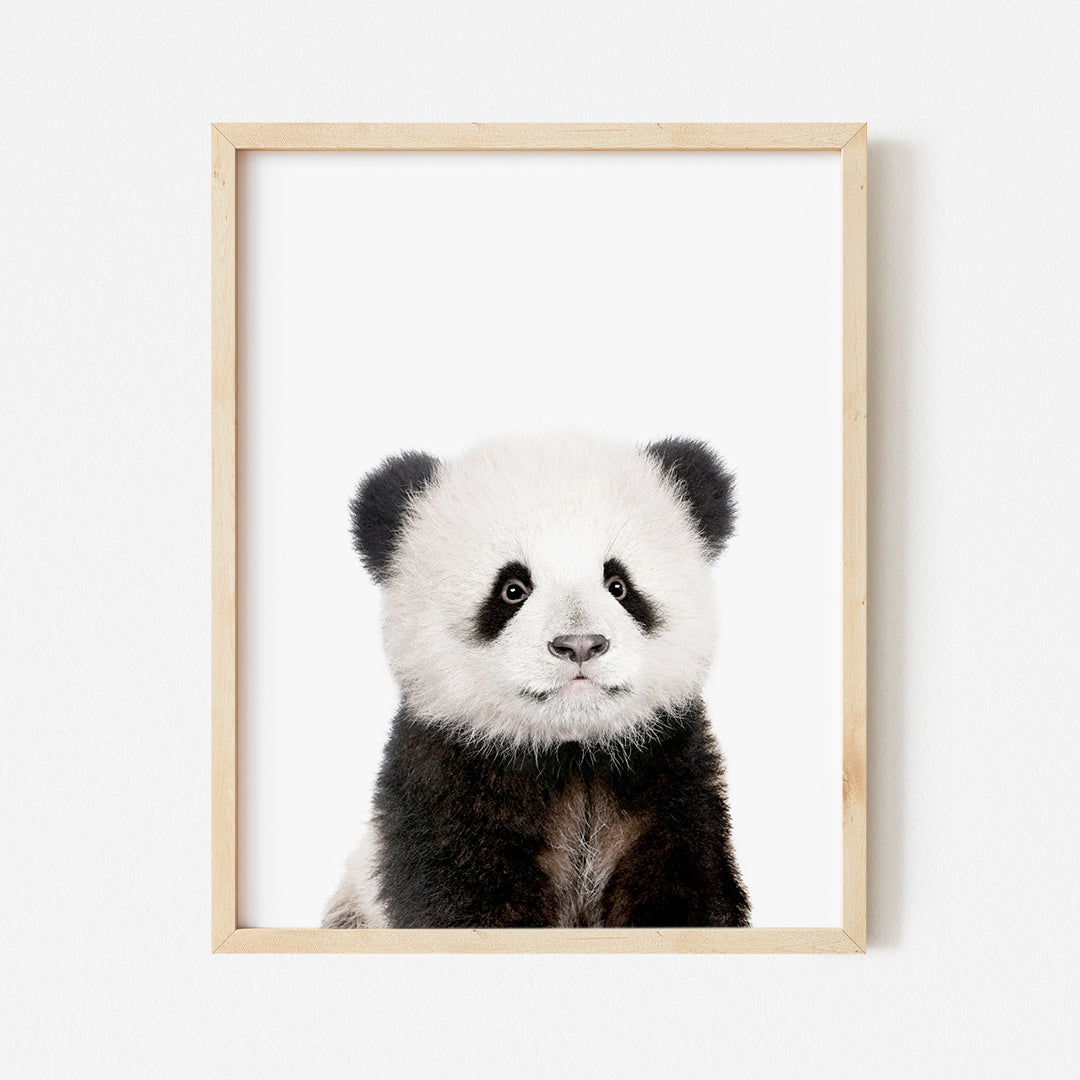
601;830;751;928
377;828;558;929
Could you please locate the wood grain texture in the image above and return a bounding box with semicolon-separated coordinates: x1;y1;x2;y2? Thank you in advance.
211;126;238;951
215;927;863;954
212;122;864;151
840;126;868;952
209;122;869;953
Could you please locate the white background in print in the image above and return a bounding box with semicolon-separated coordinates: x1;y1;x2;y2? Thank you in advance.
237;149;842;929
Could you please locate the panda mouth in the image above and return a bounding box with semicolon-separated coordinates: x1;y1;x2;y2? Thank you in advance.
520;679;630;702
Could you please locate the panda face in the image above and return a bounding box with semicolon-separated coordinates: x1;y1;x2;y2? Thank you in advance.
355;433;735;749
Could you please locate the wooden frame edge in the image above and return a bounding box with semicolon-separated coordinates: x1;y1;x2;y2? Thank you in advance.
210;122;869;954
211;125;238;951
214;927;863;955
212;122;864;152
840;125;868;952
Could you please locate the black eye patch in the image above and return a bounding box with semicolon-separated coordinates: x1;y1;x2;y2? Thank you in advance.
603;558;661;635
474;561;533;642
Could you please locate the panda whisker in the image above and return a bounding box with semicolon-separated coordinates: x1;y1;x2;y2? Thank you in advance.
519;687;553;702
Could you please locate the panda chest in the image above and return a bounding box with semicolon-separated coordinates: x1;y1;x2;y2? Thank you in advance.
536;775;647;928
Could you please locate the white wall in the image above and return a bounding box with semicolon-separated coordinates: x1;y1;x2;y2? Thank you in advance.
1;2;1076;1076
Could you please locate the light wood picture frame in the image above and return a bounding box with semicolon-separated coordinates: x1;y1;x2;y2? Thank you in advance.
211;122;867;954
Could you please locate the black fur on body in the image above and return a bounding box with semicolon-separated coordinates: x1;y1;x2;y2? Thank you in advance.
364;699;750;929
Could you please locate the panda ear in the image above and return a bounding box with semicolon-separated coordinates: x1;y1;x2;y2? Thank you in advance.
350;451;440;583
644;437;737;559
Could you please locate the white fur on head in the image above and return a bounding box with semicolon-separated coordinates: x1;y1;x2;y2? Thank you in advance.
379;432;720;749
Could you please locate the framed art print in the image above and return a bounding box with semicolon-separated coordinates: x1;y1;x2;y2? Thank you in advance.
211;123;867;953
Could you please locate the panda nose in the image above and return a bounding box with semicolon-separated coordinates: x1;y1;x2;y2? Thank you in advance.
548;634;610;665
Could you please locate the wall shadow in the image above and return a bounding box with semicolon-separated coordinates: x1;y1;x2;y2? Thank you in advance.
866;139;917;948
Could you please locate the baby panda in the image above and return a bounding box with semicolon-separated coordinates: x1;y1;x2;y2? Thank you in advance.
323;432;750;929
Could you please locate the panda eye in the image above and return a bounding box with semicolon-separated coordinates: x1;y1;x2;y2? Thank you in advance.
501;578;531;604
605;575;627;601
